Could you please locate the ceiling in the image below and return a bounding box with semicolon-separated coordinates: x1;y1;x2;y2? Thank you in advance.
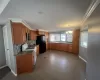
0;0;93;31
85;2;100;26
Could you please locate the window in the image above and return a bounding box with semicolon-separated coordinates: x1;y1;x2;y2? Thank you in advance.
61;34;66;41
49;34;60;42
49;31;73;43
66;33;73;42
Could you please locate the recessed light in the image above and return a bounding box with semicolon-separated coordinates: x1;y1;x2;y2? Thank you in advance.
38;11;43;14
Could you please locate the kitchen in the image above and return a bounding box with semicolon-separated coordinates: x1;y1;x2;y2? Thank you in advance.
3;20;49;76
2;19;80;76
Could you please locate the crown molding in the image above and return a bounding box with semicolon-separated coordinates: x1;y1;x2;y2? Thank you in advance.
8;18;22;22
8;18;48;31
38;29;48;32
22;20;33;30
81;0;100;26
9;18;34;30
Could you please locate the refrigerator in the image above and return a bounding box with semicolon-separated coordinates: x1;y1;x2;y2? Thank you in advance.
36;35;46;54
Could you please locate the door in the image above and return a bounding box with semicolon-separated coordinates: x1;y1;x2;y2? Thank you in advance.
3;25;11;69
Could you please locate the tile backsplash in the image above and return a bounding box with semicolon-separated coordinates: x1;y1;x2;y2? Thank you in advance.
13;40;36;55
13;44;21;55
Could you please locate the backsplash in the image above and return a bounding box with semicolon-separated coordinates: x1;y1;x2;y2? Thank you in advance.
13;44;21;55
27;40;36;45
13;40;36;55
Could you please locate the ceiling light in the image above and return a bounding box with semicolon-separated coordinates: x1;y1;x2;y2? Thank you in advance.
68;31;73;33
59;24;70;28
66;31;73;34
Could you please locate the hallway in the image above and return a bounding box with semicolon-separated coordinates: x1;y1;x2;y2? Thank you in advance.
1;50;86;80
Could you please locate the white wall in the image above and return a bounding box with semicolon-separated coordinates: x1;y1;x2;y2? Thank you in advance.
85;4;100;80
6;21;17;74
79;30;88;62
0;26;6;67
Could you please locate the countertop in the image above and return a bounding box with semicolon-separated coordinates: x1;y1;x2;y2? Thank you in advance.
14;49;35;56
49;42;72;44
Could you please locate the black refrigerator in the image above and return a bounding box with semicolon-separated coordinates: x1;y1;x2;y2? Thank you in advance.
36;35;46;54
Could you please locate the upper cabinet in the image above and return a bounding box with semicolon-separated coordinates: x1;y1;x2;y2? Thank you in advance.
11;22;28;44
38;31;45;35
11;22;48;45
30;30;37;40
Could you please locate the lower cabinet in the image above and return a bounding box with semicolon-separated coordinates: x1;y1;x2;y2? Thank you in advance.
16;53;33;74
48;43;73;53
68;44;73;53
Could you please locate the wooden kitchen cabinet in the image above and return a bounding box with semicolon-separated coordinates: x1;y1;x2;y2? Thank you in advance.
68;44;73;53
30;30;37;40
48;43;73;53
72;29;80;55
46;42;48;50
11;22;27;44
16;53;33;74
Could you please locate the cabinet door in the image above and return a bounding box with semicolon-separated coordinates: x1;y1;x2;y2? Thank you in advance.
16;54;33;74
30;30;37;40
11;23;30;44
68;44;73;53
46;42;48;50
56;43;60;50
12;23;24;44
22;26;27;43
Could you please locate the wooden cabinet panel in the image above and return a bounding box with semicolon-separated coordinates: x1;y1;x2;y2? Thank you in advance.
11;23;27;44
16;53;33;74
65;44;69;52
30;30;37;40
62;44;67;51
22;26;27;43
72;29;80;55
46;42;48;50
68;44;73;53
48;43;72;52
56;43;59;50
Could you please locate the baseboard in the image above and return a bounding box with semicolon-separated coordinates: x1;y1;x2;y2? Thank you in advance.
0;65;7;69
79;56;87;63
11;70;17;76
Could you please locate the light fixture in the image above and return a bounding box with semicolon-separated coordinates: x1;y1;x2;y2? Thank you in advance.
59;23;70;28
66;31;73;34
68;31;73;33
